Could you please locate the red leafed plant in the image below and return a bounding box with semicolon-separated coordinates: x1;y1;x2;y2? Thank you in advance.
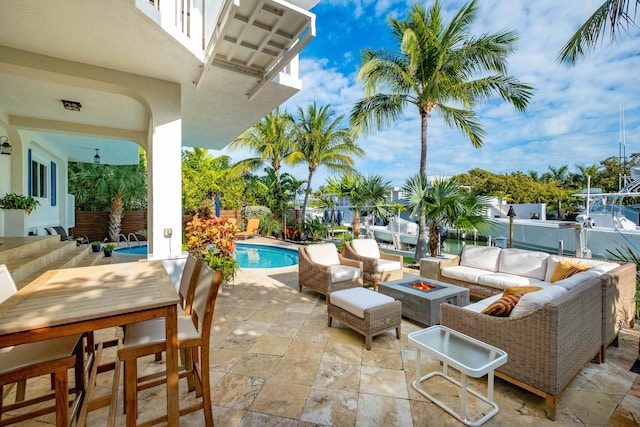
184;214;239;283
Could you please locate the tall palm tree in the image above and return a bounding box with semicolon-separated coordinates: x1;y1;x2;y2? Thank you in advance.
559;0;639;65
290;102;364;237
230;108;295;224
403;175;493;257
350;0;533;259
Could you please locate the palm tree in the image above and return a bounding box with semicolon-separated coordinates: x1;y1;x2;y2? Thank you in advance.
527;170;540;181
71;155;147;242
559;0;639;65
290;102;364;237
546;165;570;185
326;172;392;238
403;175;493;257
350;0;533;260
229;108;295;225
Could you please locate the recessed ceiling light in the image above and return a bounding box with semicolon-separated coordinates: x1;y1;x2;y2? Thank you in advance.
61;99;82;111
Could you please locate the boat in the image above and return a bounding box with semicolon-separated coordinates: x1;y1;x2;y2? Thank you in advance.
486;170;640;260
365;217;419;250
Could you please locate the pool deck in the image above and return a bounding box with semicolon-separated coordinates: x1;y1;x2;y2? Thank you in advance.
3;236;640;426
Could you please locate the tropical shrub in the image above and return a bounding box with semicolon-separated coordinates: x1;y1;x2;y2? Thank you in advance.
607;245;640;320
304;217;329;241
184;214;239;284
257;213;282;237
242;205;271;220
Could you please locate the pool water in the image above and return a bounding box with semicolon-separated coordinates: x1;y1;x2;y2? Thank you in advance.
235;243;298;268
114;245;148;255
115;243;299;268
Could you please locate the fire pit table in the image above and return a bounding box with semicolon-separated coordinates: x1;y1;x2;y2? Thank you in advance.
378;276;469;326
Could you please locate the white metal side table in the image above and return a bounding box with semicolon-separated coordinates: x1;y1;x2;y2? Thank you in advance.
408;325;507;426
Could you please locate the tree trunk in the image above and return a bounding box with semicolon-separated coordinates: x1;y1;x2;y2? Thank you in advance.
300;169;314;238
415;111;429;260
428;221;440;257
109;192;123;242
275;164;285;232
353;211;361;239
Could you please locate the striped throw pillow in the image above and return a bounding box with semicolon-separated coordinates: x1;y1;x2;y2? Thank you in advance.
481;294;521;317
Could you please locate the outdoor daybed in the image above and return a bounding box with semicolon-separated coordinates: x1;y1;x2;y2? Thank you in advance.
420;246;636;360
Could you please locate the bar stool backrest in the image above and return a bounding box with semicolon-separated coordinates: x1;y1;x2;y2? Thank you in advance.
0;264;17;303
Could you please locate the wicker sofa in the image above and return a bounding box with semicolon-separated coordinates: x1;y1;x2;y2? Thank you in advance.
440;277;603;420
420;246;636;361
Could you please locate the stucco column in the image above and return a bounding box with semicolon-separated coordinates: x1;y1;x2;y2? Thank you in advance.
147;119;183;259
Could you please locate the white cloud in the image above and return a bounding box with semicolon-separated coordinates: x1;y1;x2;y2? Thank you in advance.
222;0;640;190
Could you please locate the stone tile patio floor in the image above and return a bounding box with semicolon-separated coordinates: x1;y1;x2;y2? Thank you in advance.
4;239;640;426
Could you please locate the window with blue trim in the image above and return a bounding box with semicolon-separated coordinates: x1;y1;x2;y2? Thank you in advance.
30;157;48;199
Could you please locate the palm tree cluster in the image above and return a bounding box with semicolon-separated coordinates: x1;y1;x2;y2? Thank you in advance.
230;102;364;238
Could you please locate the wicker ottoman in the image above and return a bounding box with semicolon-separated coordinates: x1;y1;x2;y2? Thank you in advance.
328;287;402;350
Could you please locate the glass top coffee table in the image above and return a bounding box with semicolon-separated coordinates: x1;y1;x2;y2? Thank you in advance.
408;325;507;426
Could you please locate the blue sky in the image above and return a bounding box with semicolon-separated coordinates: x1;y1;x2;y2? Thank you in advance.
217;0;640;189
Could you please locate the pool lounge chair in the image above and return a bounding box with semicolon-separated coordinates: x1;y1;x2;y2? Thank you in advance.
237;218;259;240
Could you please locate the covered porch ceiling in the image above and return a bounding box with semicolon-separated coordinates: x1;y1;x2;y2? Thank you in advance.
0;0;316;163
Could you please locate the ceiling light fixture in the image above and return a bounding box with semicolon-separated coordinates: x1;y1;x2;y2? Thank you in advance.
0;136;12;155
94;148;101;164
61;99;82;111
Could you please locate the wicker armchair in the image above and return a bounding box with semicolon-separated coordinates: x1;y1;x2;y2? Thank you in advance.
343;239;403;289
298;243;363;296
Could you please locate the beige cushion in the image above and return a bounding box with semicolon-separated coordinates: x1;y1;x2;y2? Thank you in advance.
510;285;567;317
553;270;599;291
477;273;544;290
330;287;394;318
330;265;361;283
306;243;340;266
463;294;504;313
0;334;80;373
459;246;502;272
441;266;485;284
350;239;381;259
123;315;199;348
376;259;401;272
498;248;549;280
544;256;619;281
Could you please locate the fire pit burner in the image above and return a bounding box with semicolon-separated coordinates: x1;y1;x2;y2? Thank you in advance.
403;280;443;293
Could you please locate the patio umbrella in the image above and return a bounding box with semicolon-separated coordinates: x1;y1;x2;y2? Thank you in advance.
214;193;221;218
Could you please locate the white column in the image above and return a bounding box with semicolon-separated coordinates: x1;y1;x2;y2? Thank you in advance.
147;119;183;259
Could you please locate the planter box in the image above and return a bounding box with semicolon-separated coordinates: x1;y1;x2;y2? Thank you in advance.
3;209;29;237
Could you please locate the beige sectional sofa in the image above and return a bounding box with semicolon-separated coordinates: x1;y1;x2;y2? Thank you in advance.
419;245;637;420
420;246;636;355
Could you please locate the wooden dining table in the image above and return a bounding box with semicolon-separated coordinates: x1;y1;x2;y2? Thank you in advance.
0;261;181;426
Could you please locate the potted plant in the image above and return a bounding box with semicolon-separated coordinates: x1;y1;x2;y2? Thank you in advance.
0;192;40;214
90;241;102;252
0;192;41;237
102;243;115;257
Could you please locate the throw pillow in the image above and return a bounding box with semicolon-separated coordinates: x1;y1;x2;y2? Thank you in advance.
550;260;590;283
481;294;521;317
502;286;543;297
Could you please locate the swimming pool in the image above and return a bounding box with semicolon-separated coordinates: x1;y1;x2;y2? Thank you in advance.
115;243;299;268
114;245;148;255
234;243;298;268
